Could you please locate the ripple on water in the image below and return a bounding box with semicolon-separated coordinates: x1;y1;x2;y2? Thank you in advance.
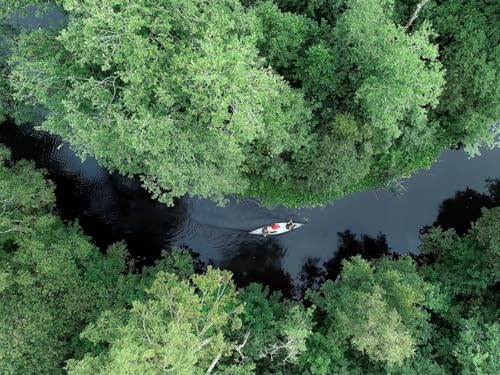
3;120;500;284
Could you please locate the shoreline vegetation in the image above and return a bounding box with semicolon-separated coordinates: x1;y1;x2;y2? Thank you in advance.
1;1;499;374
1;0;498;207
1;142;499;374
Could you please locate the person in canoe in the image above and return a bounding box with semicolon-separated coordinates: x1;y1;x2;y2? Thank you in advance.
286;220;295;230
262;223;281;236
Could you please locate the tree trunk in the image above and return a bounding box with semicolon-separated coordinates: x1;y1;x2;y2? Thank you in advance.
405;0;430;31
205;350;224;375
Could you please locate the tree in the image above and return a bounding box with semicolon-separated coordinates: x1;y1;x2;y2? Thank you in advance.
414;207;500;374
296;114;373;202
0;19;17;122
252;1;318;75
332;0;444;150
0;144;54;236
420;207;500;299
0;150;221;374
0;1;53;123
67;267;244;375
8;0;312;206
0;143;145;374
246;0;447;206
272;0;351;24
424;0;500;155
403;0;430;31
0;222;141;375
453;317;499;375
307;256;432;372
236;283;314;373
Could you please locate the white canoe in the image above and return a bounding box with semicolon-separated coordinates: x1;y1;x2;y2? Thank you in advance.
248;222;304;236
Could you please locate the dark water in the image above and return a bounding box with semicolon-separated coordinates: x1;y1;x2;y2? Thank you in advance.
2;121;500;293
2;2;500;295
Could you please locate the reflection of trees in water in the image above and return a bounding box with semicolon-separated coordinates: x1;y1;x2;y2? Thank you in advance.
427;178;500;235
0;120;188;265
0;120;57;167
297;257;325;296
297;231;392;298
298;178;500;297
74;173;188;266
324;231;391;279
220;239;295;298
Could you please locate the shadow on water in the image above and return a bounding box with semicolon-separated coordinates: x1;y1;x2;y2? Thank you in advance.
296;179;500;297
218;237;294;298
324;231;392;279
296;231;393;298
0;120;187;265
427;178;500;235
1;119;500;291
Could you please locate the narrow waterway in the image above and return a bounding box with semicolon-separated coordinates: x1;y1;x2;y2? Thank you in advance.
1;121;499;292
3;2;500;295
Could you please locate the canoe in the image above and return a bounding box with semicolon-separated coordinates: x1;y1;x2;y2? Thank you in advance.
248;222;304;236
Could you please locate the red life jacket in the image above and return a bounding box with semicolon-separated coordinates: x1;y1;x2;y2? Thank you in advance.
271;224;280;230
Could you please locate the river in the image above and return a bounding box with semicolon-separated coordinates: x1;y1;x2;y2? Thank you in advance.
1;120;499;293
3;4;500;293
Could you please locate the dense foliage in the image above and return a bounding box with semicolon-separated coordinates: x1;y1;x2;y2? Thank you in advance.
1;0;499;373
1;143;498;374
0;144;211;374
0;0;498;206
420;0;500;155
0;144;140;374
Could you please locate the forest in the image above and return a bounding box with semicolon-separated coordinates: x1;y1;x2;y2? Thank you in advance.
1;0;498;206
0;0;499;374
1;144;499;374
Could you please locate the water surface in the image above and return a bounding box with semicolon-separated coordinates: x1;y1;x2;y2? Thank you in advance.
1;121;499;292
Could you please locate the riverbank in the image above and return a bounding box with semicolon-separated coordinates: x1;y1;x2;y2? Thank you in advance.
1;120;499;292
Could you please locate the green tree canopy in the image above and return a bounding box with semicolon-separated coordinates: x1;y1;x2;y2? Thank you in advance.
67;267;245;375
9;0;493;208
425;0;500;155
306;256;432;372
0;144;144;374
8;0;313;206
420;207;500;299
453;316;499;375
0;144;55;236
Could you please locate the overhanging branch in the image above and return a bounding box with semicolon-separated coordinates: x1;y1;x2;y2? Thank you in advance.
405;0;430;31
